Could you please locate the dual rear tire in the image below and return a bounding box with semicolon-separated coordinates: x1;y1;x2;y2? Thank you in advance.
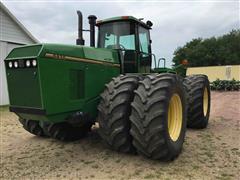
97;73;210;161
130;74;187;160
97;74;187;160
183;74;211;129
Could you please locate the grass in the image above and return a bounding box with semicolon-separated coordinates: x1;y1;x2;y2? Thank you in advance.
0;105;9;107
91;164;99;169
115;159;121;163
216;173;234;180
192;165;199;170
144;174;155;179
0;105;9;111
82;160;95;165
133;169;142;176
205;151;214;158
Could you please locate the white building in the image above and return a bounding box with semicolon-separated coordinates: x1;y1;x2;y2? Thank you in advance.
0;2;38;105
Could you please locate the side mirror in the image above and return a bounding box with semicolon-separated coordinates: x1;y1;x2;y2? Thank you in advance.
146;20;153;27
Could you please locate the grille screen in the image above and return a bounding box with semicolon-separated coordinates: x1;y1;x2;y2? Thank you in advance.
69;70;84;99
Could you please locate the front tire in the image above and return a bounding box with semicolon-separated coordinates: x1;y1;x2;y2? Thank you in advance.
130;73;187;161
46;122;92;141
19;118;46;137
97;74;139;153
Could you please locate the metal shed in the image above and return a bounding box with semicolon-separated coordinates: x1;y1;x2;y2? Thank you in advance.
0;2;38;105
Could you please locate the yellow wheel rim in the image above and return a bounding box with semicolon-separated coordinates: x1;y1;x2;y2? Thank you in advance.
168;94;182;141
203;87;209;116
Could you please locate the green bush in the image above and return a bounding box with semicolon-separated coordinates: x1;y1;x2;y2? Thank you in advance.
210;79;240;91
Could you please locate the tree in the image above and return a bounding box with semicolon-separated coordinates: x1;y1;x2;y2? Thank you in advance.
172;29;240;75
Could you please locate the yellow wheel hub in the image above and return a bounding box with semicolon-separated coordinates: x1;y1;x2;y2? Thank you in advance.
203;87;209;116
168;94;182;141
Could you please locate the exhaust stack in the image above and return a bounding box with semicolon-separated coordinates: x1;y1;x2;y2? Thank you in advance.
76;11;85;45
88;15;97;47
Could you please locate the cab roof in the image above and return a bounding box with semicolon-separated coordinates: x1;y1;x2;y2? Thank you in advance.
96;16;152;29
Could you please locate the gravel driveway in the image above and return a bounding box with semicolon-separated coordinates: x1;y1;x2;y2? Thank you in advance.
1;91;239;179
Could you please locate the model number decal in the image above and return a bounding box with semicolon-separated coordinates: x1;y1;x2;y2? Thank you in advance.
45;53;120;68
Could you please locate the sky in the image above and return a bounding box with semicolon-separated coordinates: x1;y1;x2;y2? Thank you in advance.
2;0;239;67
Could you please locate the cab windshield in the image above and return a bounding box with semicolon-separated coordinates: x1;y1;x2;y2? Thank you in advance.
98;22;136;50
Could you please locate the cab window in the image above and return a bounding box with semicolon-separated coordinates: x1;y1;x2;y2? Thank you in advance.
98;22;136;50
119;34;135;50
138;26;150;54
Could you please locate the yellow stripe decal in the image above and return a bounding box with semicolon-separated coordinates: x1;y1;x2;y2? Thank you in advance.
45;53;120;68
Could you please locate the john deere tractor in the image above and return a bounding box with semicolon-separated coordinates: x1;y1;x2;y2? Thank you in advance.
4;11;210;161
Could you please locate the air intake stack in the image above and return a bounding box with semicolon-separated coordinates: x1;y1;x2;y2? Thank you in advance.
88;15;97;47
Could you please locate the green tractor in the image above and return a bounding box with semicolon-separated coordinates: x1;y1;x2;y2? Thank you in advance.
4;11;210;161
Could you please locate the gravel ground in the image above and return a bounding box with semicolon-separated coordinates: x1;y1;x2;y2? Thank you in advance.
1;91;239;180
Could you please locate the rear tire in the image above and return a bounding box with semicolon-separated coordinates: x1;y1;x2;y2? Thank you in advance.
130;73;187;161
19;118;46;137
97;74;139;153
183;74;211;129
46;122;92;141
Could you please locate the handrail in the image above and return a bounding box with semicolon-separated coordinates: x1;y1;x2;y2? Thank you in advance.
158;58;166;68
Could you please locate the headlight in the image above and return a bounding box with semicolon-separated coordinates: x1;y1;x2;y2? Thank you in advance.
8;61;13;68
32;59;37;67
26;60;31;67
14;61;18;68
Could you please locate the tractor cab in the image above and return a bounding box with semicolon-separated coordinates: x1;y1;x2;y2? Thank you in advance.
96;16;153;73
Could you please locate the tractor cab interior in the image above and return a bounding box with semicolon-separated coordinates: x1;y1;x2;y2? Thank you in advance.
98;20;152;73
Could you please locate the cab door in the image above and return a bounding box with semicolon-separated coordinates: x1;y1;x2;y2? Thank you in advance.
138;25;152;73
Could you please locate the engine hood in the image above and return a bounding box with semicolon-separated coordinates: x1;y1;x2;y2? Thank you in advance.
5;43;120;65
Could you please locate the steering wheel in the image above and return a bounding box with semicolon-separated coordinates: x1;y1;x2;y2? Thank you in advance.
119;44;126;51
